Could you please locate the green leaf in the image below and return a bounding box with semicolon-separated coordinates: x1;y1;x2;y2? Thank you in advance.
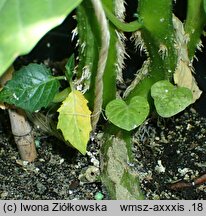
65;54;75;81
0;0;83;77
0;63;60;112
105;96;149;131
151;80;193;118
204;0;206;14
57;90;92;154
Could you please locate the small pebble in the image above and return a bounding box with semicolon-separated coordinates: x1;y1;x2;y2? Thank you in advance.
94;192;104;200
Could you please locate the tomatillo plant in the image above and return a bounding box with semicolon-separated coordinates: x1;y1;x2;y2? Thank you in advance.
0;0;206;199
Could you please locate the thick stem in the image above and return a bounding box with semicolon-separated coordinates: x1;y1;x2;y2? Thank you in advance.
126;0;177;101
91;0;110;129
76;1;100;107
185;0;206;59
101;0;120;108
100;125;144;199
8;109;37;162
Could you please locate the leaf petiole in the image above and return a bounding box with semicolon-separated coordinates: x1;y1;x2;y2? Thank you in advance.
53;87;71;103
54;76;67;81
102;3;143;32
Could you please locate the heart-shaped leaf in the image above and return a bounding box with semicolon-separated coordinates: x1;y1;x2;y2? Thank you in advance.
105;96;149;131
151;80;193;118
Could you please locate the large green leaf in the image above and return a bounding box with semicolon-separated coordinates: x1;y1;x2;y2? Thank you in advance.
151;80;193;117
0;0;82;76
0;63;60;112
105;96;149;131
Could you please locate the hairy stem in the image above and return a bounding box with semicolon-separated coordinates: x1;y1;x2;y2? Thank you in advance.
126;0;177;101
100;126;144;199
91;0;110;130
185;0;206;59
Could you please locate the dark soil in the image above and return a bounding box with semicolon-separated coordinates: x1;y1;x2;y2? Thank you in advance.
0;110;105;200
132;107;206;199
0;106;206;200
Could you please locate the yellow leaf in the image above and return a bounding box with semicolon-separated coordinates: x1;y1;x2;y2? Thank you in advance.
57;90;92;154
172;15;202;103
174;60;202;103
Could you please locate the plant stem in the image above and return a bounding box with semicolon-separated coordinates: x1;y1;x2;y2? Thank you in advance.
185;0;206;60
9;109;37;162
1;66;37;161
99;0;144;199
100;125;144;199
76;1;100;108
101;0;122;108
54;76;66;81
126;0;177;101
52;87;70;103
102;2;143;32
91;0;110;129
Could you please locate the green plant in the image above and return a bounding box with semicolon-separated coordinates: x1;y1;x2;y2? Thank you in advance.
0;0;206;199
0;0;82;76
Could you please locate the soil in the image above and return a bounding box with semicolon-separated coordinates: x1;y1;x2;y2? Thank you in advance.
0;106;206;200
0;109;105;200
133;107;206;200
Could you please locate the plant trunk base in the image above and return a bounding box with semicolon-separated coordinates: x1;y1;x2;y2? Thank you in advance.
14;134;37;162
100;129;144;200
8;109;37;162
